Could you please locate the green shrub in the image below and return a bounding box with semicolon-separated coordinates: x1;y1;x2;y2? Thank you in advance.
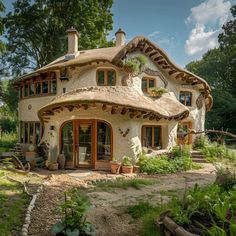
0;132;17;149
51;188;95;236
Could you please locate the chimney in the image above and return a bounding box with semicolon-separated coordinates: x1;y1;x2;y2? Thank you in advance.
66;27;79;54
115;28;126;46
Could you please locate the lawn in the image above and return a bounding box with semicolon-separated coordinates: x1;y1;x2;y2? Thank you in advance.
0;169;43;236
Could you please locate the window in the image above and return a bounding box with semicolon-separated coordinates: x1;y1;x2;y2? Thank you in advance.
96;69;116;86
97;121;111;161
142;77;156;92
42;81;49;94
20;121;42;144
179;91;192;106
142;126;161;149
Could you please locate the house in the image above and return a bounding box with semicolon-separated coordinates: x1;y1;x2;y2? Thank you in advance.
13;28;212;170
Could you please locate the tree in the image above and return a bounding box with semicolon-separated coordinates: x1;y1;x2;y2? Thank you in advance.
3;0;114;76
186;4;236;133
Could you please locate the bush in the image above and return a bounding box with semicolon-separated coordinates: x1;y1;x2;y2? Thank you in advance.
0;132;17;149
138;146;194;174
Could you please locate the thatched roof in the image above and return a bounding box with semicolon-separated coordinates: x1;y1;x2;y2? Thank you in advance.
14;35;212;110
38;86;189;122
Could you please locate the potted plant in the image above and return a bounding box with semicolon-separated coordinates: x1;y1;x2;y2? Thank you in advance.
148;87;168;97
121;156;133;174
121;55;147;75
110;157;121;174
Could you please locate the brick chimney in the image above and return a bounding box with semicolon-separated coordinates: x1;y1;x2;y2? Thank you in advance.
66;27;79;54
115;28;126;46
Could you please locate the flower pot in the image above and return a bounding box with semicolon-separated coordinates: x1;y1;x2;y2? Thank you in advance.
110;162;121;174
48;162;59;171
133;165;140;173
121;165;133;174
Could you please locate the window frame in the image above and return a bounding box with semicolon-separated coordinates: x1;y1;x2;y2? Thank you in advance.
141;77;156;93
96;69;116;86
141;125;162;149
179;91;192;106
20;121;43;144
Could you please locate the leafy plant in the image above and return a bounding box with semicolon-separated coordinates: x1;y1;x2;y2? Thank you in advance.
121;55;147;75
51;188;95;236
148;87;168;96
122;155;132;166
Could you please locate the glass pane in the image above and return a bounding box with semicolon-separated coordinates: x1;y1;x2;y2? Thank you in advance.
61;122;73;162
108;70;115;85
142;79;147;92
35;82;41;94
42;81;49;94
50;80;57;94
24;123;28;143
149;79;155;88
179;93;185;104
154;127;161;148
186;93;192;106
29;83;35;96
35;122;41;144
144;127;152;147
97;71;105;85
24;84;29;97
78;124;92;165
29;123;34;144
97;122;111;161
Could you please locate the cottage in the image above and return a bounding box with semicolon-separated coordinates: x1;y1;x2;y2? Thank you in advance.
13;28;212;170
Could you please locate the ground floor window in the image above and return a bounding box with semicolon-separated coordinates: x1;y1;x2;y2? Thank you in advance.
142;126;161;149
20;121;43;144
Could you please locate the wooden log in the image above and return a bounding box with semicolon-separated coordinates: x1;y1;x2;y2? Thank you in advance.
111;106;118;114
121;107;128;115
82;104;88;110
143;112;152;119
154;56;163;61
130;111;139;118
102;104;107;110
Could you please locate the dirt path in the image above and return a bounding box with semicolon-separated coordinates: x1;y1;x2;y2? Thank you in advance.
28;163;216;236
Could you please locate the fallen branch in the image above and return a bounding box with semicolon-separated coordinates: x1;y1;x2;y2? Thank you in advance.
188;129;236;140
158;213;199;236
11;154;25;170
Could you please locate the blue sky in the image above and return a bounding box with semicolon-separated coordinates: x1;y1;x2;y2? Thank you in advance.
3;0;236;67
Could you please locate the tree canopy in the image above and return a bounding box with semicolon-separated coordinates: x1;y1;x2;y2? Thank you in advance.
3;0;114;76
186;5;236;133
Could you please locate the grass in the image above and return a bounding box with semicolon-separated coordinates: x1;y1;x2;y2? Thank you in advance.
0;132;17;149
95;178;158;190
0;169;43;236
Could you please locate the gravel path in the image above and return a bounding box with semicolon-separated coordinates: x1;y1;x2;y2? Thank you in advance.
28;163;216;236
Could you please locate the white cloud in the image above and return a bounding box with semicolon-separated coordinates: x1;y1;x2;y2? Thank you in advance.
185;0;231;26
147;31;160;39
185;25;219;56
185;0;231;57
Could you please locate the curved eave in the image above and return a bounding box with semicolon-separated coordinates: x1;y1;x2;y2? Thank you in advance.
38;86;189;123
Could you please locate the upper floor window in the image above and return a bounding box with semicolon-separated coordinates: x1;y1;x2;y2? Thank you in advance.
19;73;57;99
96;69;116;86
179;91;192;106
142;77;156;93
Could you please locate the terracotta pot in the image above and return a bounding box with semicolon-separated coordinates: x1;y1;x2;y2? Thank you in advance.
133;165;140;173
48;162;59;171
58;154;66;169
110;162;121;174
121;165;133;174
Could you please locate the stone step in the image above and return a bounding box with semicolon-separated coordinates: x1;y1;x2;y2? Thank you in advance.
191;154;204;158
191;157;208;163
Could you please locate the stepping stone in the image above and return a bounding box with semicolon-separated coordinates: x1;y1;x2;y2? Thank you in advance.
68;170;92;179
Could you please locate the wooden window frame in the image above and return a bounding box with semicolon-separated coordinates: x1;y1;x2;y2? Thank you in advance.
179;91;192;106
141;77;156;93
60;119;113;168
20;75;57;99
141;125;162;149
20;121;42;144
96;69;116;86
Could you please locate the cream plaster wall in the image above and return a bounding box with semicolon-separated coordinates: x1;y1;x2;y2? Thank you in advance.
41;106;176;164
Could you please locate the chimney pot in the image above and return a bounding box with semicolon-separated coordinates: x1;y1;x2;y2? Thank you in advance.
66;27;80;54
115;28;126;46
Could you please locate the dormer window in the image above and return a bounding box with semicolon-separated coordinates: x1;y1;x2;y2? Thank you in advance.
97;69;116;86
142;77;156;93
179;91;192;106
